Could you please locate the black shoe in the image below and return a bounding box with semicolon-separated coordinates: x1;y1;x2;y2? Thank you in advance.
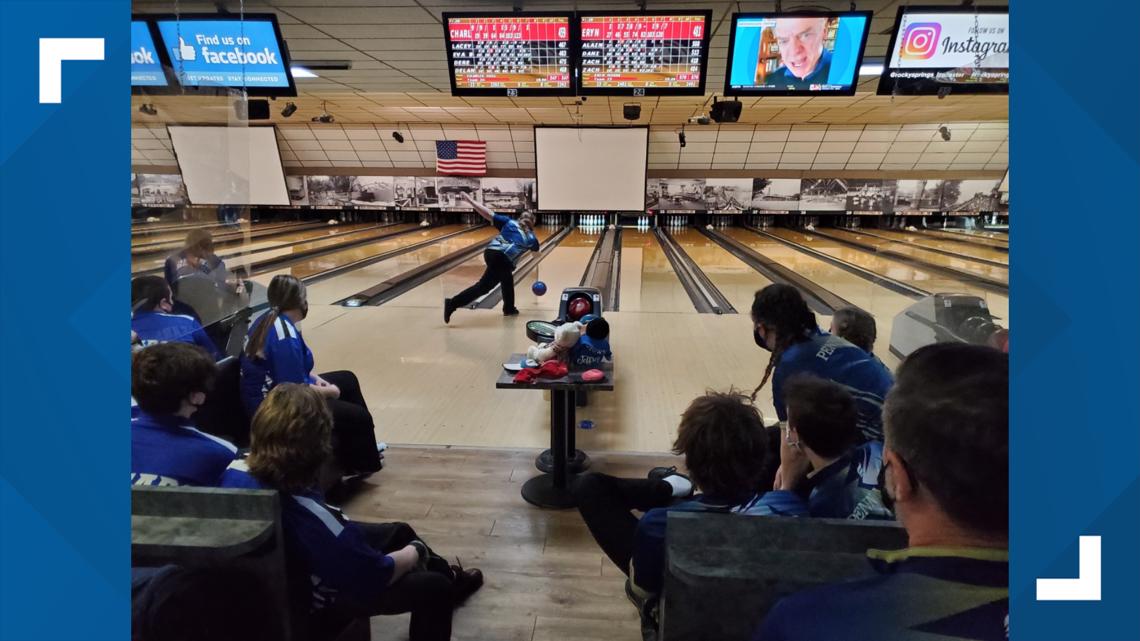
450;561;484;605
503;307;520;316
648;466;693;497
444;298;455;324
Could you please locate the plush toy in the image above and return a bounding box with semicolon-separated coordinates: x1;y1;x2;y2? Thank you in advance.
527;322;581;364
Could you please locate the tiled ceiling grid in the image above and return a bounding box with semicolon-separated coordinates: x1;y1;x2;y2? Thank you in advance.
132;121;1008;172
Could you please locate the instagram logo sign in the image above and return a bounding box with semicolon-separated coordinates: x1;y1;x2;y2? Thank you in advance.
900;22;941;59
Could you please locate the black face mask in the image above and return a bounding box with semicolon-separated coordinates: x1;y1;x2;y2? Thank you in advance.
753;327;770;351
877;462;894;513
300;301;309;321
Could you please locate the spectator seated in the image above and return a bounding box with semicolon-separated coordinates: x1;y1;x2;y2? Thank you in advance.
659;512;906;641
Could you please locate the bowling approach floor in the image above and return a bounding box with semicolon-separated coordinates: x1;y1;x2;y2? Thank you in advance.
292;222;1009;454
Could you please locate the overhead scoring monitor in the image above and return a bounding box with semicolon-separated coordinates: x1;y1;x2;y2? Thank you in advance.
725;11;871;96
443;12;573;96
877;5;1009;95
576;11;712;96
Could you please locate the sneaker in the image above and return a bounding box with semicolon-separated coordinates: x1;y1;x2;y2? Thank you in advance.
503;307;520;316
444;298;455;324
450;561;484;605
377;442;389;453
648;466;693;498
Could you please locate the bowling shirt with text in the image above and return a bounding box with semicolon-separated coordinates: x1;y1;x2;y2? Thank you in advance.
487;214;539;264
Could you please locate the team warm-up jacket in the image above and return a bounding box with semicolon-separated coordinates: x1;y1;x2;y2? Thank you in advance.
131;310;222;360
487;214;539;265
240;313;316;416
130;411;237;486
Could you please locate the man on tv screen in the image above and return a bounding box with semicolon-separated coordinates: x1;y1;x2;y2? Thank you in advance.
763;17;834;89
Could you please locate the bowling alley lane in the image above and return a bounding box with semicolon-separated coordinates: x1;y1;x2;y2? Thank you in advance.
723;228;919;359
765;227;1009;322
823;228;1009;285
922;228;1009;248
509;230;602;314
860;229;1008;264
668;228;774;314
131;220;308;246
386;225;560;309
130;222;387;274
296;226;498;305
616;229;692;314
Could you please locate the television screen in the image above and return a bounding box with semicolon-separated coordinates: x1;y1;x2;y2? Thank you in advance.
131;21;167;87
577;12;711;96
154;14;295;96
725;11;870;96
877;6;1008;95
443;13;573;96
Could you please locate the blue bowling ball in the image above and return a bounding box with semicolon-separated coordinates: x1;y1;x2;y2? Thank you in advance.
532;281;548;296
579;314;599;324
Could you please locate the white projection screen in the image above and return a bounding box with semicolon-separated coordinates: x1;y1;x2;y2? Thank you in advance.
535;127;648;211
169;126;289;205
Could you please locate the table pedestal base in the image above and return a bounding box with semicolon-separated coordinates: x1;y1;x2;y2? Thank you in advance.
521;473;578;509
536;449;590;474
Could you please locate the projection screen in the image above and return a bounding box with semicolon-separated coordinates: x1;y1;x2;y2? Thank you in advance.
169;125;289;205
535;127;648;211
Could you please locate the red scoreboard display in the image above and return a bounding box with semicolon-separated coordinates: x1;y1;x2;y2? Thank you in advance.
444;14;572;96
578;12;711;95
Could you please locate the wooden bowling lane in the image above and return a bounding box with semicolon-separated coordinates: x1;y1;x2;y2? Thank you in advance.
301;226;499;305
863;229;1008;264
387;226;560;309
669;228;773;313
922;228;1009;248
130;223;382;273
766;227;1008;322
510;230;601;313
724;228;917;361
616;229;692;314
823;228;1008;285
132;220;306;246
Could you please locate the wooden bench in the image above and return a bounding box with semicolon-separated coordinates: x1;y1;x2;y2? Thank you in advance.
660;512;908;641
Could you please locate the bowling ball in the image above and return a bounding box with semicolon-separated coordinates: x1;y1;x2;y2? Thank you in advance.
579;314;598;324
567;297;592;321
579;420;595;430
532;281;548;296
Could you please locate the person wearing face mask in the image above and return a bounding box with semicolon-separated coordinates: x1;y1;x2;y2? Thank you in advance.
750;285;893;490
131;275;223;360
240;274;384;476
131;343;236;487
443;191;539;323
755;344;1008;641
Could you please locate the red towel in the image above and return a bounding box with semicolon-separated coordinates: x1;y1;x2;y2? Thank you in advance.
513;360;569;384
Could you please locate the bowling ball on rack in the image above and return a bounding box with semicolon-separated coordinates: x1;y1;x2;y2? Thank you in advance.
567;297;592;321
532;281;548;296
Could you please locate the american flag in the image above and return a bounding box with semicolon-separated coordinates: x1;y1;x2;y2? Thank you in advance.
435;140;487;176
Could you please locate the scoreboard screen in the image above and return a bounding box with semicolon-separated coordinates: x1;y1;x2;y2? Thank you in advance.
443;13;573;96
577;12;711;96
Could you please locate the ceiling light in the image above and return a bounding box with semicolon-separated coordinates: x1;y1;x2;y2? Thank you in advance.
291;66;319;78
858;63;884;76
281;102;297;118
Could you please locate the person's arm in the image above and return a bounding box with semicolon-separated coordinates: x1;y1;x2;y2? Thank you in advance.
528;232;541;252
310;374;341;400
460;191;495;222
385;544;423;586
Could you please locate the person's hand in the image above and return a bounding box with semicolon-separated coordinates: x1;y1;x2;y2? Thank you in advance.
460;191;475;203
312;381;340;400
772;464;785;491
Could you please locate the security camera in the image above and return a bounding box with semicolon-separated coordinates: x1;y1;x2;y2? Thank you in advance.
687;116;711;125
937;86;952;100
281;102;297;118
138;103;158;116
392;131;405;143
938;126;951;141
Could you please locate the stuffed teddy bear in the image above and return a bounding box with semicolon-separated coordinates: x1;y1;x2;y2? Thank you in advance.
527;322;581;364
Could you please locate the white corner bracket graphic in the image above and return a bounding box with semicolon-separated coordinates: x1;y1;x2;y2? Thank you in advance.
1036;535;1102;601
39;38;104;104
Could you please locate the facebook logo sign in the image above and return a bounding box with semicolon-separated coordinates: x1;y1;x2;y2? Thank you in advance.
131;21;166;86
156;19;290;88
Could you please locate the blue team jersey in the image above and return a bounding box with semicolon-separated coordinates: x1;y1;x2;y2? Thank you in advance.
164;250;227;287
221;466;396;614
132;310;222;360
802;441;892;521
569;335;611;371
631;490;808;593
755;547;1009;641
240;314;316;416
487;214;539;264
131;411;237;487
774;330;894;442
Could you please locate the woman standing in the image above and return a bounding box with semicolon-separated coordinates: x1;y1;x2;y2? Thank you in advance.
443;191;538;323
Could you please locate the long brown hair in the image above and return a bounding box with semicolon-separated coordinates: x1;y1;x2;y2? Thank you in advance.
749;284;817;401
246;384;332;493
245;275;306;360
